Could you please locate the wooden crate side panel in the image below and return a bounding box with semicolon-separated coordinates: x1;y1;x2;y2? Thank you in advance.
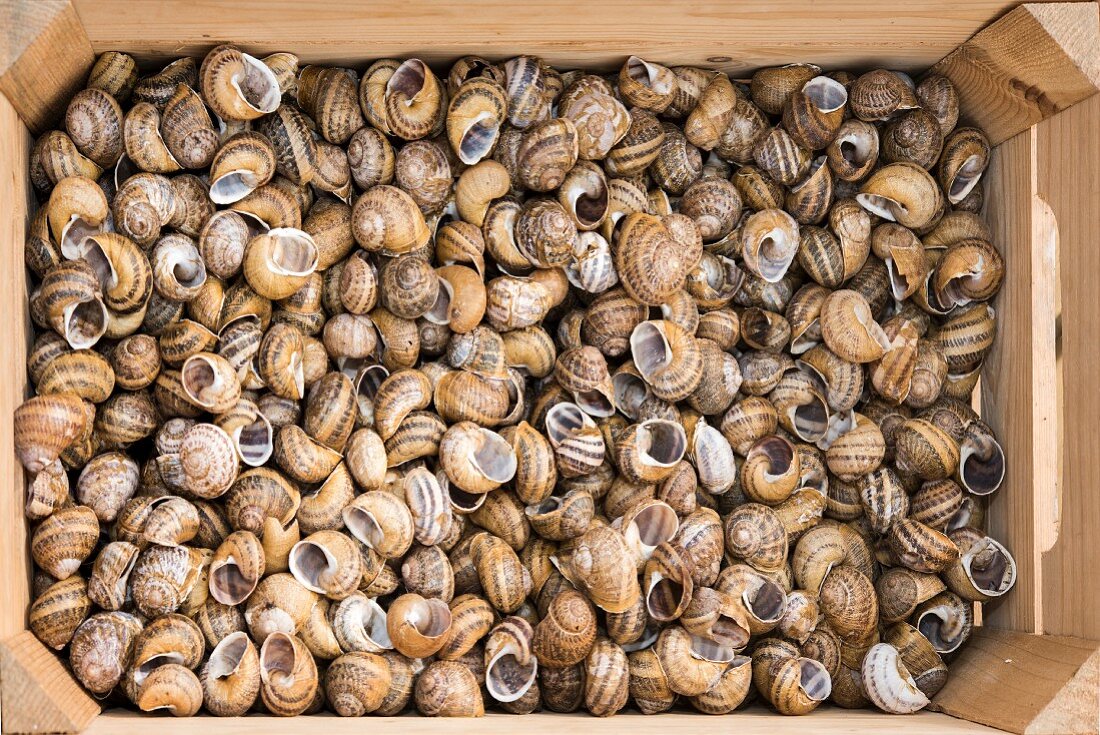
71;0;1026;72
932;628;1100;734
1035;93;1100;641
931;1;1100;145
0;0;94;133
981;127;1058;634
83;708;1001;734
0;94;32;643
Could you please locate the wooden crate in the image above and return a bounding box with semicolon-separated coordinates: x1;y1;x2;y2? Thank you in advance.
0;1;1098;732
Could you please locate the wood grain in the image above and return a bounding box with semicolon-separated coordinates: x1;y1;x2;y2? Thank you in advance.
930;2;1100;145
70;0;1030;73
1035;93;1100;642
932;628;1100;734
0;0;94;133
0;632;99;734
0;93;32;644
980;126;1057;635
83;707;1000;734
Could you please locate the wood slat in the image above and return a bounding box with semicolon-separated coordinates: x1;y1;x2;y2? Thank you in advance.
69;0;1030;72
930;2;1100;144
84;707;1000;734
932;628;1100;734
0;632;99;734
0;0;94;133
1035;94;1100;642
0;93;32;644
979;125;1058;634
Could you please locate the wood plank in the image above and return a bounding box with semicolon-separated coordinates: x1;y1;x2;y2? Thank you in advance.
0;0;94;133
0;93;32;643
979;126;1058;635
0;632;99;734
84;707;1000;734
932;628;1100;734
930;2;1100;145
1035;93;1100;642
72;0;1027;73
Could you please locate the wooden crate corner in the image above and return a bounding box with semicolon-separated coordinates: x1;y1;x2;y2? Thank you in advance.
931;1;1100;145
0;632;99;734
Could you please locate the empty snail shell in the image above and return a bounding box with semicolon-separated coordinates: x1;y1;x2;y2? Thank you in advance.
353;185;431;254
861;642;930;714
259;632;319;716
858;162;943;230
201;631;261;717
619;56;678;113
200;45;281;121
30;575;92;650
385;58;445;141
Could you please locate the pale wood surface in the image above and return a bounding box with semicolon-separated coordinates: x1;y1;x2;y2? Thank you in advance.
84;707;1001;734
1035;94;1100;642
69;0;1030;72
980;127;1054;635
0;632;99;734
930;2;1100;145
0;0;94;133
932;628;1100;734
0;93;31;643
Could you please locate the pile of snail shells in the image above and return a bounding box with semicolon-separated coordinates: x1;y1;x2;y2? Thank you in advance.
15;46;1015;720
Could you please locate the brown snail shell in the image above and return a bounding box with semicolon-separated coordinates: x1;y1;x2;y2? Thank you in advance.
517;118;580;192
325;651;392;716
160;84;218;169
619;56;678;113
940;127;991;205
882;109;944;169
259;632;319;717
31;504;99;580
388;592;453;658
533;588;597;667
66;88;124;168
201;631;261;717
201;45;281;121
298;66;365;145
751;63;822;115
353;184;431;255
447;77;508;165
415;660;485;717
385;58;445;141
30;575;92;650
858;162;943;230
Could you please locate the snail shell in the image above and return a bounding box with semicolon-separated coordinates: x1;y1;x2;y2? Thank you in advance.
89;51;138;102
160;84;218;169
255;105;317;186
200;45;281;121
65;88;125;168
849;69;919;121
857;162;943;230
209;530;265;606
564;525;640;614
298;66;364;145
619;56;678;113
70;611;143;695
415;660;485;717
353;185;430;254
533;588;597;667
208;131;276;204
447;77;508;165
939;127;991;204
388;592;453;658
30;575;92;650
882;109;944;169
384;58;445;141
861;642;930;714
325;651;391;716
31;504;99;579
259;632;319;717
201;631;261;717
